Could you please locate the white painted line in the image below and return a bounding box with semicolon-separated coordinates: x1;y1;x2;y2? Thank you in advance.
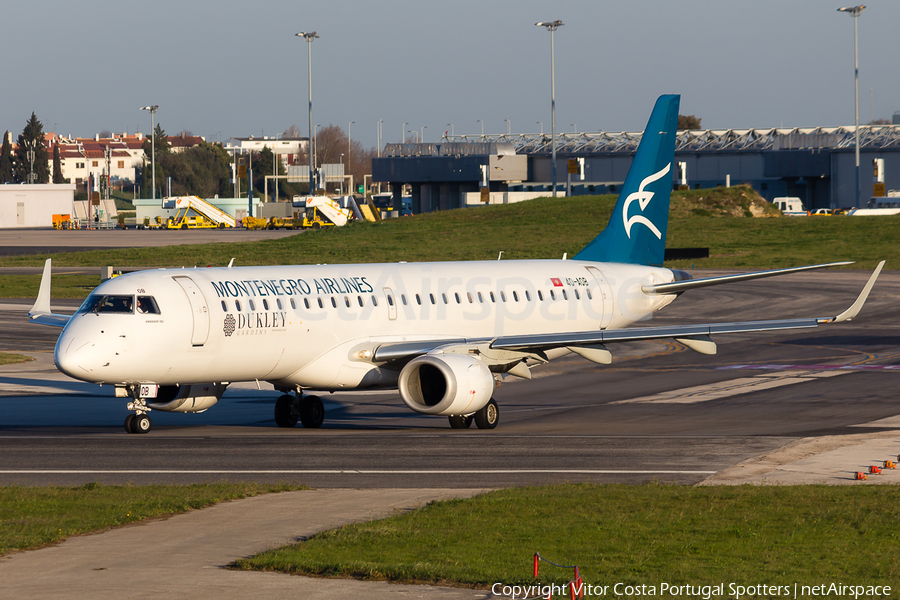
0;384;82;395
0;469;717;475
611;370;852;405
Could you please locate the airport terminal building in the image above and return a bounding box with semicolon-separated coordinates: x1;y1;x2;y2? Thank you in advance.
373;125;900;212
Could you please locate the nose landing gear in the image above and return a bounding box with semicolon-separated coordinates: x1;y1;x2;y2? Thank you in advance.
125;399;152;434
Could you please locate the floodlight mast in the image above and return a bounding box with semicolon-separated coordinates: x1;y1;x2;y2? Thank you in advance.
140;105;159;201
536;20;564;197
837;5;865;208
296;31;319;195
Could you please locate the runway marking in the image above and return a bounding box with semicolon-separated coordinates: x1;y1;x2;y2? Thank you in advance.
720;364;900;372
0;469;717;475
612;370;850;405
0;383;83;395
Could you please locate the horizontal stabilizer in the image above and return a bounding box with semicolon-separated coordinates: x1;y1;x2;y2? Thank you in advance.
643;262;854;295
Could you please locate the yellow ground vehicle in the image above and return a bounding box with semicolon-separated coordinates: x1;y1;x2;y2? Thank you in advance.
299;207;334;229
267;216;304;230
163;196;236;229
241;216;268;230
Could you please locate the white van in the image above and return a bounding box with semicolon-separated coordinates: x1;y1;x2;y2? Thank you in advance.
772;197;807;216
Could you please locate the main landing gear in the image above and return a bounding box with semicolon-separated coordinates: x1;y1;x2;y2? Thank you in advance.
124;399;152;434
274;393;324;429
448;398;499;430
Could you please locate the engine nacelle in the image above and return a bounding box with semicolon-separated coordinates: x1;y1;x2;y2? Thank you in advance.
146;383;226;413
398;354;495;416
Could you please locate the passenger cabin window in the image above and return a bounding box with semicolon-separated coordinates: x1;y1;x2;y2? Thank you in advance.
236;300;242;311
538;290;544;301
262;299;269;310
249;300;256;311
221;300;227;311
81;294;135;314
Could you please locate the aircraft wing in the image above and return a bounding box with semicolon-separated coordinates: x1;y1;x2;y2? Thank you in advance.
368;262;883;365
492;261;884;357
28;259;74;328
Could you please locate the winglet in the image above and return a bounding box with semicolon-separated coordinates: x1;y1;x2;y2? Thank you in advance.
819;260;884;324
29;258;53;318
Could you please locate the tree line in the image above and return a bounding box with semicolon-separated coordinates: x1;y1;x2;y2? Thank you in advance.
2;112;380;199
0;113;56;184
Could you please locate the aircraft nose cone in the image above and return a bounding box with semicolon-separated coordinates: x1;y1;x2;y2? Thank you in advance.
54;335;98;380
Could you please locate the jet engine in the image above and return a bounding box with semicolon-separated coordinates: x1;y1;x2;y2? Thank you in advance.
398;354;495;416
146;383;227;413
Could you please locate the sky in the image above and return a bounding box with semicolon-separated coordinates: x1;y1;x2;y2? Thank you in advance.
5;0;900;149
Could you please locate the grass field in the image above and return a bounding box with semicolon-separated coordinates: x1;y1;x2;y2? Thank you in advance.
233;484;900;589
0;483;304;556
0;189;895;278
0;352;32;365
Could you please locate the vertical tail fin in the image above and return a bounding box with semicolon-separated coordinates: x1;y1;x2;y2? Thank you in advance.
573;94;680;266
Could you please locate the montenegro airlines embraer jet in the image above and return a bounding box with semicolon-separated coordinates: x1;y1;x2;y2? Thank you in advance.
28;95;884;434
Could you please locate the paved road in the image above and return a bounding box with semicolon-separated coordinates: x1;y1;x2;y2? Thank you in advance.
0;227;302;257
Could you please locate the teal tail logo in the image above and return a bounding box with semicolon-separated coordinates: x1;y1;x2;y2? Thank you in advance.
573;94;680;266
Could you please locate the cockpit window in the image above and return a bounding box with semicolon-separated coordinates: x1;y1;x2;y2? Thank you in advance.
137;296;160;314
80;295;135;314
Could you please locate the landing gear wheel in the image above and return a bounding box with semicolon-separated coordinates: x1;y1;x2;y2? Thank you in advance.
132;414;152;434
124;414;135;433
474;398;499;430
274;394;299;428
448;415;473;429
180;223;188;230
299;395;324;428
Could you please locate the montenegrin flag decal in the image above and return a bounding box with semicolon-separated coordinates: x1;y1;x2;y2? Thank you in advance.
550;278;563;287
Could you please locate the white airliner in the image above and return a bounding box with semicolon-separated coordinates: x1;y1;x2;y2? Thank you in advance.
29;95;884;434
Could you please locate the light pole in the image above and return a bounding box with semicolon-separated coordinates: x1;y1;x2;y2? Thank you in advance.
377;119;383;157
140;105;158;201
477;119;484;137
447;123;454;136
536;20;563;196
537;121;543;135
421;125;427;143
401;122;408;142
296;31;319;195
570;123;577;133
339;153;344;195
348;120;355;177
838;6;865;208
24;139;36;184
314;124;321;174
